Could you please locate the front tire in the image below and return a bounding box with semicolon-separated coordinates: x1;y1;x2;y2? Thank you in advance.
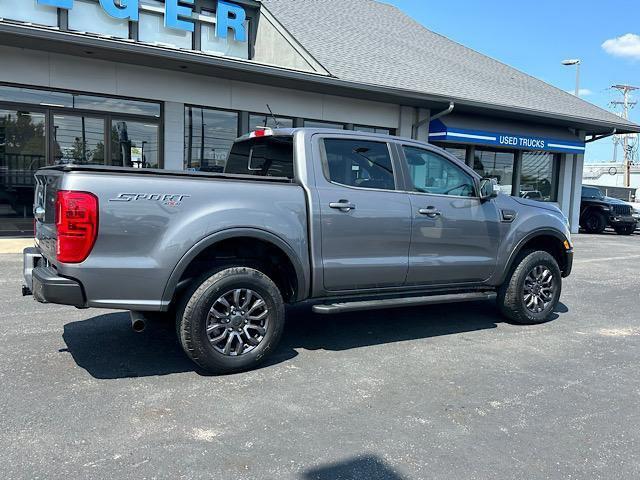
177;267;285;374
582;211;607;234
497;251;562;325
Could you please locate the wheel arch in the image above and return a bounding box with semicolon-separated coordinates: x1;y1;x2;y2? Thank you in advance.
497;229;571;285
162;228;310;308
579;205;606;223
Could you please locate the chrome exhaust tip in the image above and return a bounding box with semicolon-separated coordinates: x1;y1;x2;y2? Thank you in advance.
130;311;147;333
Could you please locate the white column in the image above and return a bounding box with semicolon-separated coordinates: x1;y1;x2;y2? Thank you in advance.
568;131;586;234
556;153;573;219
415;108;431;141
398;106;414;140
569;152;585;234
163;101;184;171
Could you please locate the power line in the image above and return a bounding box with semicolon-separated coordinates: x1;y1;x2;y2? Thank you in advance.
610;84;639;187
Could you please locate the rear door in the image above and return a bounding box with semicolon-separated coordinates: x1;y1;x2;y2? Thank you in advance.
312;135;412;291
399;144;501;285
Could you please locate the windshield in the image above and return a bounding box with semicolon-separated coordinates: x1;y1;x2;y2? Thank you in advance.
582;186;604;200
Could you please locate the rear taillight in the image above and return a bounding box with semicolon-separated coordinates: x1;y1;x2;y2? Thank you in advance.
55;191;99;263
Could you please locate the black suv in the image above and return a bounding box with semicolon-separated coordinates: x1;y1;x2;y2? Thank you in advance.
580;186;637;235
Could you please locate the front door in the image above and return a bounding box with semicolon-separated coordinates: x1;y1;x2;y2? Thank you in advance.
401;145;501;285
315;136;412;291
52;114;106;166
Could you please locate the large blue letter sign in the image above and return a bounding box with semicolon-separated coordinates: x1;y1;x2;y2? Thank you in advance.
165;0;194;32
216;0;247;42
99;0;139;21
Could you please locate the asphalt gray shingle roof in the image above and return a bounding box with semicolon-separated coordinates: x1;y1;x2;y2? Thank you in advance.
262;0;638;131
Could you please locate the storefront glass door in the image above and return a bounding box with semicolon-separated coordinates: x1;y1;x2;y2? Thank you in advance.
111;120;159;168
0;109;46;235
52;114;105;166
0;85;161;236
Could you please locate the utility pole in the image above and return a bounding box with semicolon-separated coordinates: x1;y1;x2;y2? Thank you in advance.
611;84;639;187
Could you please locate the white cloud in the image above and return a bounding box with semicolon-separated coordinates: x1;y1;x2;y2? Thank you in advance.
602;33;640;60
565;88;593;97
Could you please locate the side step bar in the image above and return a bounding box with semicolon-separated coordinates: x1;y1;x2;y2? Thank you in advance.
312;291;497;315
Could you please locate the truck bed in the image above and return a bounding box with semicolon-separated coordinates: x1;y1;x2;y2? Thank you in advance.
39;165;293;184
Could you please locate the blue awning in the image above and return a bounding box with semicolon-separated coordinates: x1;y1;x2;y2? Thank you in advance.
429;116;585;154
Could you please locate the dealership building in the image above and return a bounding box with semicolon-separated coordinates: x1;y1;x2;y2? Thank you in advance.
1;0;638;236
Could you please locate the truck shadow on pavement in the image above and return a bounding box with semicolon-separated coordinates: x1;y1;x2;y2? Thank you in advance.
62;300;566;379
301;454;406;480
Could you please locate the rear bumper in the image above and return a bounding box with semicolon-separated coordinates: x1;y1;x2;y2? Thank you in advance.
23;248;86;308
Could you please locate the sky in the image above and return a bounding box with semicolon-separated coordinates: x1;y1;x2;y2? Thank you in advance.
384;0;640;163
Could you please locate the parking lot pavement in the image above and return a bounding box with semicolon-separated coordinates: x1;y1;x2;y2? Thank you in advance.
1;234;639;480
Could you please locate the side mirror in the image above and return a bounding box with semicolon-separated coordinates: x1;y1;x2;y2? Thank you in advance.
479;177;499;201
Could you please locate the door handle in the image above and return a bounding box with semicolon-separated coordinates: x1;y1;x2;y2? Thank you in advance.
418;206;441;218
329;200;356;212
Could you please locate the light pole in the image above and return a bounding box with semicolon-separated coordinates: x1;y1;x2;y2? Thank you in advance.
562;59;581;97
141;141;148;168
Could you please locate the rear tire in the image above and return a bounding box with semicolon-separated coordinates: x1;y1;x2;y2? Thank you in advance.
615;224;636;235
582;211;607;234
177;267;285;374
497;251;562;325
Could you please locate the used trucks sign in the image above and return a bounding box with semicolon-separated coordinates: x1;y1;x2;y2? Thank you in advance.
37;0;247;41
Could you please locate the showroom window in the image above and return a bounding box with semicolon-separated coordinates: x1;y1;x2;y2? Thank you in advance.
52;115;106;166
68;0;130;38
305;120;346;130
473;148;515;192
353;125;396;136
520;151;558;202
0;85;160;117
0;85;161;235
249;114;294;130
111;120;160;169
184;106;239;171
442;146;467;164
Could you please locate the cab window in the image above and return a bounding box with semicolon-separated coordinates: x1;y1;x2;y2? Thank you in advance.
225;136;294;179
322;139;395;191
403;146;476;197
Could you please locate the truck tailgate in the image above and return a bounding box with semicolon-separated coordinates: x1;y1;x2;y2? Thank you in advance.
33;169;63;263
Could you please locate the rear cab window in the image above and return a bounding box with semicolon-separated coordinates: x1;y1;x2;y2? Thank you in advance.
321;138;396;191
225;136;294;179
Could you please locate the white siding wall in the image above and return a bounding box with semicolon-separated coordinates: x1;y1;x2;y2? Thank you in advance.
0;45;587;228
0;46;400;173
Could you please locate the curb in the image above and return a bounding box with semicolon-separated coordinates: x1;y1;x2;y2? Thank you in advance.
0;238;34;254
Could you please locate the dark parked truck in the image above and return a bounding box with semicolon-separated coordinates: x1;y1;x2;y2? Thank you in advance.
580;186;638;235
23;128;573;373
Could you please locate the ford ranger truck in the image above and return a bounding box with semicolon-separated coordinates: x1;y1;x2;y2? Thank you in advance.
23;128;573;374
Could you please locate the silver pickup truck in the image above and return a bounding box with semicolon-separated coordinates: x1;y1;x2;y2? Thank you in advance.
23;128;573;373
